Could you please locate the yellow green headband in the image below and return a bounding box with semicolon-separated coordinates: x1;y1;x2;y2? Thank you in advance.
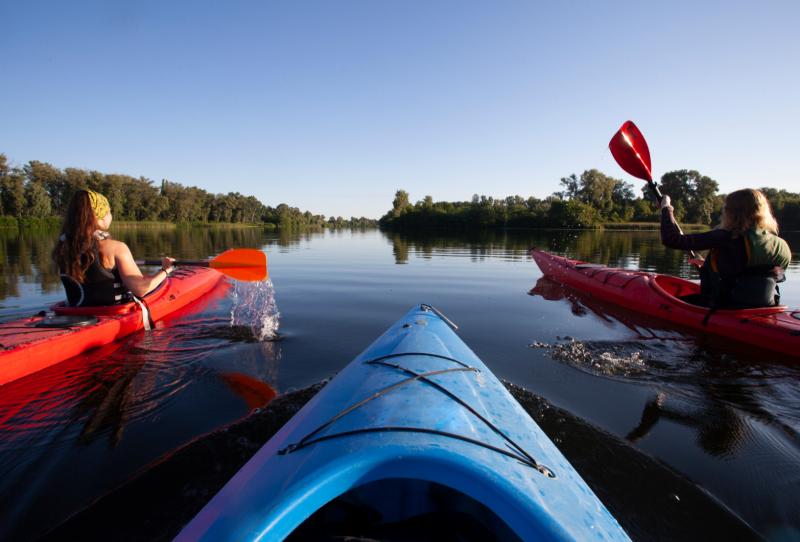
86;190;110;220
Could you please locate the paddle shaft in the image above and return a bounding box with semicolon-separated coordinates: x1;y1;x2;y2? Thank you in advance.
135;249;267;281
138;259;210;267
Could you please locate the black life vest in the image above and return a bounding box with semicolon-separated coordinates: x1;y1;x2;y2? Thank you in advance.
60;248;129;307
702;228;790;308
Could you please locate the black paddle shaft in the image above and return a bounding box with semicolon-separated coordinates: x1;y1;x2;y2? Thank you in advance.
138;260;211;267
648;181;665;203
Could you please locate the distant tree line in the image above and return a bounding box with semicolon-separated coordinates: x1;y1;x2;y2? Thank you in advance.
0;154;377;229
380;169;800;231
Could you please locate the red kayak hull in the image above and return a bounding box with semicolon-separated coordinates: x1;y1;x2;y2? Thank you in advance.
529;249;800;357
0;268;225;386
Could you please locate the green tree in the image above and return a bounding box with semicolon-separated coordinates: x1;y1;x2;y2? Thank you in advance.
23;181;52;218
659;170;719;224
660;170;693;204
692;175;720;224
0;154;8;215
577;169;619;214
392;190;411;218
0;161;26;218
547;200;601;228
557;174;580;200
25;161;65;213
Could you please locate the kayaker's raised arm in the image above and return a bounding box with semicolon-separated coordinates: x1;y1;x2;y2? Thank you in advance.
659;196;729;251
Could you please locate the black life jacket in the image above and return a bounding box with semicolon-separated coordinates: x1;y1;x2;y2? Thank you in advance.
702;228;790;308
60;248;129;307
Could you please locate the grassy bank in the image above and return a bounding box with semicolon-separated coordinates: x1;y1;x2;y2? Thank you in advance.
0;216;711;233
0;217;279;230
111;221;277;230
0;216;62;229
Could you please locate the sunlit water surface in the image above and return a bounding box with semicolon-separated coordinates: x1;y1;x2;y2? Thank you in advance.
0;226;798;540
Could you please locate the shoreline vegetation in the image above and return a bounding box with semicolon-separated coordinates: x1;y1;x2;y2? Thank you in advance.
0;154;377;230
3;155;797;233
379;169;800;232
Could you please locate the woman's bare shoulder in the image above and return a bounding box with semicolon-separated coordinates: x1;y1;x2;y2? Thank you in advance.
100;239;133;258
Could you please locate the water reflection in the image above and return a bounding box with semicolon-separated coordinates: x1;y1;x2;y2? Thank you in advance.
3;227;795;304
386;229;799;276
529;274;800;463
0;278;281;540
0;225;312;304
625;392;751;457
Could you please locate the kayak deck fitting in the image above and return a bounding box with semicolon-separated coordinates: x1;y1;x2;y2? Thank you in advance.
0;267;224;386
530;248;800;357
176;304;630;542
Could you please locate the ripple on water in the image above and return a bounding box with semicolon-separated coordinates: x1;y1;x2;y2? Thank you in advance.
530;336;800;461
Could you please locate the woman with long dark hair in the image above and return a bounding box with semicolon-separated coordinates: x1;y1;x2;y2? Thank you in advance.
661;188;792;308
52;190;174;306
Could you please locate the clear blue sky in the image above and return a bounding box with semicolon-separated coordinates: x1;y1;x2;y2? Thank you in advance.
1;1;798;218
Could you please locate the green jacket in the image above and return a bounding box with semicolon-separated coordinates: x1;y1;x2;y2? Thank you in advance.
744;228;791;270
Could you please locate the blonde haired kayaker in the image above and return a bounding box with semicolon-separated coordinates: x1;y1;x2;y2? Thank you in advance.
52;189;175;306
660;188;791;308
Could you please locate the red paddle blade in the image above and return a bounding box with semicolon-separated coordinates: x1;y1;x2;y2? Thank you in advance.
609;120;653;182
210;249;268;281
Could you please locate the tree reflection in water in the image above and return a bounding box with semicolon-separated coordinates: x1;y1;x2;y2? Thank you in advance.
528;276;800;458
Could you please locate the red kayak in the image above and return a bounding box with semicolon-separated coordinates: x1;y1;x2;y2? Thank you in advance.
530;249;800;357
0;267;225;386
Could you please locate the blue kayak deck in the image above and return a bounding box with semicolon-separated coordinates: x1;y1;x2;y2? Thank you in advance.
176;305;630;541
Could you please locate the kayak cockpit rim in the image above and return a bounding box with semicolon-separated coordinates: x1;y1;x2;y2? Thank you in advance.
650;274;788;316
262;455;564;542
285;477;524;542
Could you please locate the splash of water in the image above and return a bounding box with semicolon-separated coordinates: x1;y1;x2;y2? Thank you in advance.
531;338;650;378
230;279;280;341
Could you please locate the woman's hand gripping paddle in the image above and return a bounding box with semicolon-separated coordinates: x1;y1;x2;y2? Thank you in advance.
609;121;699;264
138;248;268;281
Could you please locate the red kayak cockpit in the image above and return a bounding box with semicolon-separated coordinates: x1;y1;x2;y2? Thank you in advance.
651;274;787;316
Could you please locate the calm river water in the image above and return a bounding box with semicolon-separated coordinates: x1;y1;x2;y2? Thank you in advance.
0;226;798;541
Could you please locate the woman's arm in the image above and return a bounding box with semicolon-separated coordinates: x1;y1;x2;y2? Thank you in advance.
660;207;730;251
112;241;174;297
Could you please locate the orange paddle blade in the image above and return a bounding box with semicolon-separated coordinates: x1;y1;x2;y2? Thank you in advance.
218;265;268;281
210;248;267;268
210;249;268;281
